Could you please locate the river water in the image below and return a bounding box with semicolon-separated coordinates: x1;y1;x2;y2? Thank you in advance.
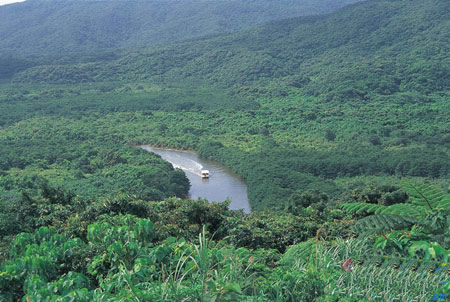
141;146;251;213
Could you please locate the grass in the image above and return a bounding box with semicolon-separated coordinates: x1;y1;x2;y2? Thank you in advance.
307;238;449;301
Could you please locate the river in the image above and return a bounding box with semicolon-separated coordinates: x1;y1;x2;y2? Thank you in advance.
141;146;251;213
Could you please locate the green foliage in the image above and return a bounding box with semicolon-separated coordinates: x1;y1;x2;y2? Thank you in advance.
0;192;38;237
206;144;448;210
0;194;447;300
0;216;284;301
372;227;430;255
0;0;449;213
225;210;321;252
139;197;234;242
11;0;449;100
0;116;191;239
0;0;361;56
351;214;418;236
402;180;450;210
408;241;449;263
325;129;336;142
341;182;450;240
87;215;156;279
279;240;317;266
0;0;449;300
286;190;329;215
0;227;90;301
258;269;326;301
282;238;449;300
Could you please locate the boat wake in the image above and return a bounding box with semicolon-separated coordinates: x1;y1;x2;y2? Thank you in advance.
172;164;203;176
140;145;250;213
140;146;206;177
165;157;204;177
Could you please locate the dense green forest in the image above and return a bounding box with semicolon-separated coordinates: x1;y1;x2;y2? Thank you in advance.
0;0;362;56
0;0;449;300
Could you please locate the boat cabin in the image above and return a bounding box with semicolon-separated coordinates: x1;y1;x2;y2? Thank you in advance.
201;170;210;178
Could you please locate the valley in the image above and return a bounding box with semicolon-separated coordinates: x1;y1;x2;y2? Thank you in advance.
0;0;448;300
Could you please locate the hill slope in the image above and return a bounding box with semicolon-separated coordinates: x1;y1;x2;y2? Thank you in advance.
0;2;449;300
4;0;449;211
13;0;449;102
0;0;362;56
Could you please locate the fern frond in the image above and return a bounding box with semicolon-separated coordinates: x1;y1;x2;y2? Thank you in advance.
376;204;425;220
280;240;316;266
436;194;450;210
352;214;417;235
342;181;449;235
341;202;385;214
401;181;449;210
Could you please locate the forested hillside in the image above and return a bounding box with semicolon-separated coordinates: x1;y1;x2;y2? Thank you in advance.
11;0;449;92
3;0;449;209
0;0;362;56
0;0;449;300
10;0;449;125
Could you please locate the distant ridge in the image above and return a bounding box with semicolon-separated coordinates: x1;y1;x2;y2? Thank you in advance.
0;0;363;56
12;0;449;104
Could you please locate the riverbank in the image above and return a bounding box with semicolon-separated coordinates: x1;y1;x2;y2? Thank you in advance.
141;145;251;213
139;144;198;155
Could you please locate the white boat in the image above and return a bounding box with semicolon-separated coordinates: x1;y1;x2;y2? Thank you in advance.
201;170;210;178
